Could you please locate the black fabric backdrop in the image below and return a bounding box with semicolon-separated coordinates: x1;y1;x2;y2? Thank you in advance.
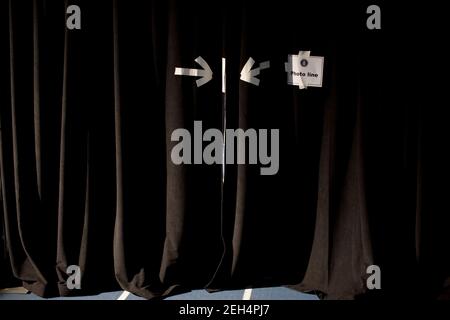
1;0;449;299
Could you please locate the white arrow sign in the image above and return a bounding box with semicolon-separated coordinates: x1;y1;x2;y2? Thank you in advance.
240;57;270;86
175;56;213;87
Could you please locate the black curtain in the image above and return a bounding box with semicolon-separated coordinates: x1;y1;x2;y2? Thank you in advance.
1;0;449;299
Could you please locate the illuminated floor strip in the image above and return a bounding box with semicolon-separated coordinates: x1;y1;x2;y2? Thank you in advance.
117;290;130;300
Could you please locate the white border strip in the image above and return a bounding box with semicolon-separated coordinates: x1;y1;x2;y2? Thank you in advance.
117;290;131;300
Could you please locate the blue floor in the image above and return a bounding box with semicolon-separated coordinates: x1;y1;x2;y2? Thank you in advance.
0;287;318;300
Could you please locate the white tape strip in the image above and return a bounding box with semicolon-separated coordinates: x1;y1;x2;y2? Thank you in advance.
299;51;311;57
297;51;310;89
117;290;131;300
242;288;253;300
174;68;200;77
222;58;226;93
259;61;270;70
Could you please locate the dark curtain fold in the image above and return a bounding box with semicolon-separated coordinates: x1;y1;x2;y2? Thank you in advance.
0;0;448;300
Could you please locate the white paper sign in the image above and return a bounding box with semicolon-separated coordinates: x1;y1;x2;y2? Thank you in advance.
285;52;324;89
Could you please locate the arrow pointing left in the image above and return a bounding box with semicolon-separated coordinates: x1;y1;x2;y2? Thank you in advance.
174;56;213;87
240;57;270;86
